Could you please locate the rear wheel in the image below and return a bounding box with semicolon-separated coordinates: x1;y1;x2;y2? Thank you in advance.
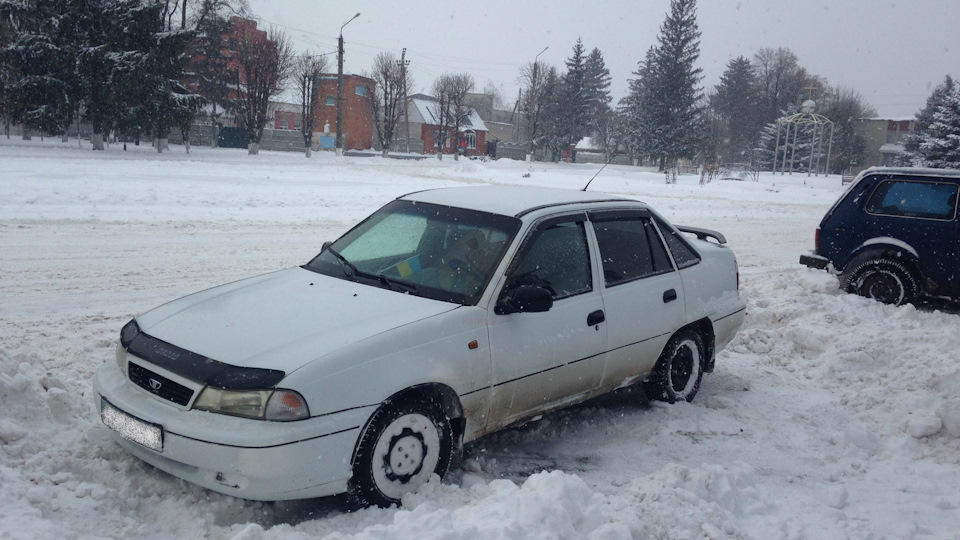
644;328;705;403
349;398;453;507
840;257;918;306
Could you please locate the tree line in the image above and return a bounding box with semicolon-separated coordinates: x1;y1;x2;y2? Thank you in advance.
2;0;957;169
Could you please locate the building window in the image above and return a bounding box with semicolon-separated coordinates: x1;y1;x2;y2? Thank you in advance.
326;96;335;106
279;114;288;130
356;85;368;97
464;130;476;150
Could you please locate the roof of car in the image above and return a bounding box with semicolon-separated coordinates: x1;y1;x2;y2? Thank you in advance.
859;166;960;180
399;186;640;217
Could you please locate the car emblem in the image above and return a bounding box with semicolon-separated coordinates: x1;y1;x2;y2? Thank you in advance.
149;378;162;391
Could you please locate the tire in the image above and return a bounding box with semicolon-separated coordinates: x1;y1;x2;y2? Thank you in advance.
349;398;453;508
644;329;705;403
840;257;918;306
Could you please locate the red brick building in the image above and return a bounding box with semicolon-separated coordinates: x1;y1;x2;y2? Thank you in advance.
313;74;376;151
403;95;488;157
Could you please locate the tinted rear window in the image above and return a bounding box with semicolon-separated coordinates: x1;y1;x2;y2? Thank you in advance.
866;180;958;221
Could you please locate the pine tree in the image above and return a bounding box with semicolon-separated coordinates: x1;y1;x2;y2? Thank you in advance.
190;2;235;135
646;0;704;169
583;47;612;139
903;75;957;163
559;38;589;147
711;56;760;163
618;46;657;164
913;87;960;168
112;0;199;151
0;0;81;138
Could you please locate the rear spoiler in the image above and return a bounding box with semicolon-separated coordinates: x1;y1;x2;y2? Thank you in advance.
676;225;727;245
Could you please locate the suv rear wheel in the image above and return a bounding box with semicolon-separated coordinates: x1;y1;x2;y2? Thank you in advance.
840;257;919;306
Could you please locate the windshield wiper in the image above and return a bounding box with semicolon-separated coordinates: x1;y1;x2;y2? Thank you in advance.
326;247;360;279
378;274;419;294
326;247;419;294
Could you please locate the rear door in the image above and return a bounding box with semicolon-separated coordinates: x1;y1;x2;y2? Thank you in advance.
589;210;685;389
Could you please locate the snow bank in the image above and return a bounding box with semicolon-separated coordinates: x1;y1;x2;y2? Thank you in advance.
3;140;960;539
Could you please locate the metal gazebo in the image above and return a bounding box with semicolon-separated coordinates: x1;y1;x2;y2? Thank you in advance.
772;99;835;176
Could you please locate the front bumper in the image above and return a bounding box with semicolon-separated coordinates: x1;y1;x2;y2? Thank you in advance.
94;361;373;501
799;252;830;270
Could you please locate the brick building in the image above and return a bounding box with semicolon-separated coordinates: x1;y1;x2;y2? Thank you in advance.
313;74;376;151
402;94;488;157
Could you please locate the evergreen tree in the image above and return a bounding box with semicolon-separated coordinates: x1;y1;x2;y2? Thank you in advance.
112;0;199;151
583;47;612;137
646;0;704;169
903;75;957;162
559;38;588;147
0;0;81;138
911;85;960;168
538;65;565;160
618;46;657;164
710;56;761;163
190;1;236;138
583;47;612;108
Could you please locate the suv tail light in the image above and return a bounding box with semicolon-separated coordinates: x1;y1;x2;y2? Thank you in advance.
814;227;821;253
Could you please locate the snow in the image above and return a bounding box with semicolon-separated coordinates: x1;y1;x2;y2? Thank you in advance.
3;140;960;539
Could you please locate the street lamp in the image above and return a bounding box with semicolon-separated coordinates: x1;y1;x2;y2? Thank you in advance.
336;12;361;156
528;46;548;161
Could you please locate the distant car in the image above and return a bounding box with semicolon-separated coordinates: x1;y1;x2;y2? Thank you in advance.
800;167;960;305
94;186;745;507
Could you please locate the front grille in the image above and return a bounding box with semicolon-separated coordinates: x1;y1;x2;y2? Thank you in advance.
129;362;194;406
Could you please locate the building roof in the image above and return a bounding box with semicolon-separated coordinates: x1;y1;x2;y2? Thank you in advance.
410;98;487;132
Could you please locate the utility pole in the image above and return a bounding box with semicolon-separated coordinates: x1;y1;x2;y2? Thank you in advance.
336;13;360;156
397;48;411;153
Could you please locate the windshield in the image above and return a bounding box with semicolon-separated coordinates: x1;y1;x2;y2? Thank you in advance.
305;200;522;305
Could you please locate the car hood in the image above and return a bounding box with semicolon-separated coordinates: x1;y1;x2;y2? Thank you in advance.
135;267;459;374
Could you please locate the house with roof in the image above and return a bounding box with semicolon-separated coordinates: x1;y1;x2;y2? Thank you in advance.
402;94;488;157
854;117;917;173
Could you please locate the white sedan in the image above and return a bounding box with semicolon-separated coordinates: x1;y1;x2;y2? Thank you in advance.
94;186;745;507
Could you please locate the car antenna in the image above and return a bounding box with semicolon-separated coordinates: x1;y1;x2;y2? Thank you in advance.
582;157;613;191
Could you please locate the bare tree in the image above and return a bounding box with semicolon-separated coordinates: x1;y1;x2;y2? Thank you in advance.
230;24;292;154
366;52;410;158
294;52;328;157
431;73;474;160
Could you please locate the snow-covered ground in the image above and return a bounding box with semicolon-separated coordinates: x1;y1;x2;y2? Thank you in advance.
2;140;959;540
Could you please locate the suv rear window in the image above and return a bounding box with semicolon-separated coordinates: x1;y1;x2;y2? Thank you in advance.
865;180;959;221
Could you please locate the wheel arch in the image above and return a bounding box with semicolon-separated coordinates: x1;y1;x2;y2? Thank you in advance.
674;318;715;373
351;383;466;468
841;245;924;289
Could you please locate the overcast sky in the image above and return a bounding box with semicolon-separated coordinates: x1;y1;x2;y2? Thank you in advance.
248;0;959;119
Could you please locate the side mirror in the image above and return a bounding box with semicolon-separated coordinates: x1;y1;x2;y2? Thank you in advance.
321;241;333;252
495;285;553;315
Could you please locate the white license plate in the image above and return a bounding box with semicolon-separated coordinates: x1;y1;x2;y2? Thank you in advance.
101;399;163;453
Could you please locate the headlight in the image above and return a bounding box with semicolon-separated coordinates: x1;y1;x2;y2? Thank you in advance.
193;387;309;421
115;342;128;376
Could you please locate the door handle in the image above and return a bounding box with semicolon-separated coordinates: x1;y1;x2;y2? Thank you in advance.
587;310;605;326
663;289;678;303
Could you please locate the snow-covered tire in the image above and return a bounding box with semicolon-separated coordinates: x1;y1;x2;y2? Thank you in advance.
349;398;453;507
840;257;918;306
644;328;705;403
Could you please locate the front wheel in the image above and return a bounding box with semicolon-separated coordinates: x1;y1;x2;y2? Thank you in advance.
840;257;918;306
644;329;705;403
349;399;453;507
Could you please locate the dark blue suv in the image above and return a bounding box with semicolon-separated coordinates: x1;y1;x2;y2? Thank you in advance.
800;167;960;305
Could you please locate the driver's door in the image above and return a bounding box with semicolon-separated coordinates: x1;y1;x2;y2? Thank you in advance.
485;213;607;430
